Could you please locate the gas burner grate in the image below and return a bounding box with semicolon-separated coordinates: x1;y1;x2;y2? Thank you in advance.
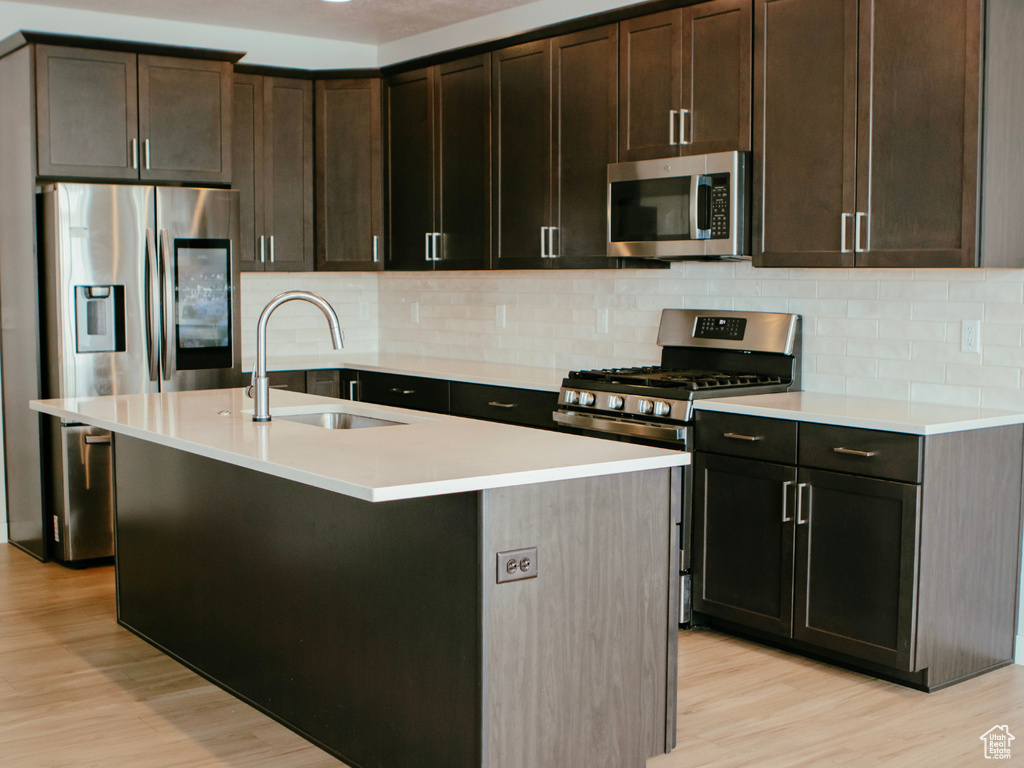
570;366;784;391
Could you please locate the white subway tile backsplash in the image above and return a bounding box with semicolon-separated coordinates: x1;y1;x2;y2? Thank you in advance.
241;262;1024;412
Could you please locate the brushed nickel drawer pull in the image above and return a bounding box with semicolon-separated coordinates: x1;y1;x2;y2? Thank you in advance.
487;401;517;409
390;388;415;395
833;447;878;458
724;432;762;442
84;435;112;445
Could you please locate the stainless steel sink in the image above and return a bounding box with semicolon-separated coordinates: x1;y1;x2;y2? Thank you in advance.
277;412;402;430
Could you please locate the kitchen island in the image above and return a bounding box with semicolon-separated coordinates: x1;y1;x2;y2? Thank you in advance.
32;388;688;768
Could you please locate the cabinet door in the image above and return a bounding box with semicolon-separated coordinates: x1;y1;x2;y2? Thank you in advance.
693;453;797;637
35;45;139;180
853;0;981;268
263;77;314;271
550;25;619;268
316;79;382;271
138;55;232;184
491;40;552;269
306;369;341;399
752;0;858;267
794;468;920;670
435;55;491;270
232;73;265;271
385;68;435;270
620;2;752;162
618;10;683;161
683;0;752;155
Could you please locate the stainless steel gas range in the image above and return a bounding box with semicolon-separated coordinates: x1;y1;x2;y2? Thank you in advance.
553;308;802;624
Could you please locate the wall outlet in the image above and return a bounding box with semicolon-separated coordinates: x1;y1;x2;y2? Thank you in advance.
961;319;981;354
495;304;506;329
497;547;538;584
597;308;609;335
410;301;419;324
359;302;370;322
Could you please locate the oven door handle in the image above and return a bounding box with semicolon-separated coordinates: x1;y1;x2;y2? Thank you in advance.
553;411;687;443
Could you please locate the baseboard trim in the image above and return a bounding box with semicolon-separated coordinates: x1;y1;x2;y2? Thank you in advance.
1016;635;1023;665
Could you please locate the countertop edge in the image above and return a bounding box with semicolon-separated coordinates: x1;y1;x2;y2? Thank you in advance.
694;396;1024;435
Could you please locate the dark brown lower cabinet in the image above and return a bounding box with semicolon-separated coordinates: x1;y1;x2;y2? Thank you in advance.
693;453;795;637
792;468;920;671
693;411;1023;691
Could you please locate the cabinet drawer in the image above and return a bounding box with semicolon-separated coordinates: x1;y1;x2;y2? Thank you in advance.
357;371;449;414
799;424;922;483
695;411;797;464
450;382;558;430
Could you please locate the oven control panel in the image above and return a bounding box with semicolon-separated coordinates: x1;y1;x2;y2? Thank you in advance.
693;316;747;341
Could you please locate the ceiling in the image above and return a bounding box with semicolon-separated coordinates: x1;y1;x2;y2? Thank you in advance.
21;0;547;45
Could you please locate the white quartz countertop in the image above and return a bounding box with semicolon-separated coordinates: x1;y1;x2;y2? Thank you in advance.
694;392;1024;435
245;352;566;392
31;388;687;502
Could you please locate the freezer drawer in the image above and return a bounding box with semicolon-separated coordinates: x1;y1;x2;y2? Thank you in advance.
55;425;115;562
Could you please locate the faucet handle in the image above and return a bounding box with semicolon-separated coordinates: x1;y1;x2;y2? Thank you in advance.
246;363;256;399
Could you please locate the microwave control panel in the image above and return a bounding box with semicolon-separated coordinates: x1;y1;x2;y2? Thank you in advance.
709;174;730;239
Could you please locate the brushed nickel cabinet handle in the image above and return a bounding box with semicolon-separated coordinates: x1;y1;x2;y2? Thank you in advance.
131;138;138;169
144;138;151;170
833;446;878;458
796;482;810;525
841;213;852;253
679;108;690;145
723;432;762;442
855;211;868;252
372;235;379;263
487;401;517;409
669;110;678;145
781;480;793;523
389;388;415;395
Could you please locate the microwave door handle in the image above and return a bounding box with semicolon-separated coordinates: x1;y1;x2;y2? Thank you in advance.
694;175;711;240
145;229;159;382
159;228;173;381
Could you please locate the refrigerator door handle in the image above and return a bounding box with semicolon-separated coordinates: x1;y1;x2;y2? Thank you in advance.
145;228;160;382
159;228;174;381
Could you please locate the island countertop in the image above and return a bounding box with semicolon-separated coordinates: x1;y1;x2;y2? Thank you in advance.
31;388;688;502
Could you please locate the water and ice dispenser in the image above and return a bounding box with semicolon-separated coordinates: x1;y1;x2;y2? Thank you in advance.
74;285;125;353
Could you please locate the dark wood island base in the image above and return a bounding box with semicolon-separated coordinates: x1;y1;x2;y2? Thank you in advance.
113;435;680;768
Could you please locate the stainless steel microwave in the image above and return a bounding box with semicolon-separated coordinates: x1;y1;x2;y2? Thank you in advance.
607;150;750;260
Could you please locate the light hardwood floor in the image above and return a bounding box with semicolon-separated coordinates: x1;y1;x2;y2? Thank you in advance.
2;544;1022;767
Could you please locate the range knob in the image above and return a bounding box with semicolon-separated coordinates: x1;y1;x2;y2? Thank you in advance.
653;401;672;417
563;390;579;405
607;395;624;410
578;391;596;407
637;399;654;415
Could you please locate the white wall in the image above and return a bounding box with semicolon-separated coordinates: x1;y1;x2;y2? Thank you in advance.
0;1;376;69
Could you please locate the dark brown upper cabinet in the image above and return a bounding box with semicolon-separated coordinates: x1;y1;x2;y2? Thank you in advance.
233;74;314;272
35;44;232;184
619;0;752;162
492;25;618;270
316;78;383;271
753;0;982;268
384;54;491;271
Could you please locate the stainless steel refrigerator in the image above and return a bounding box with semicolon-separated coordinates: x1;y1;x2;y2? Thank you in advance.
23;183;242;563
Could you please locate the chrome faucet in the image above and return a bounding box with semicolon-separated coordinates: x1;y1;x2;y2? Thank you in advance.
250;291;344;422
